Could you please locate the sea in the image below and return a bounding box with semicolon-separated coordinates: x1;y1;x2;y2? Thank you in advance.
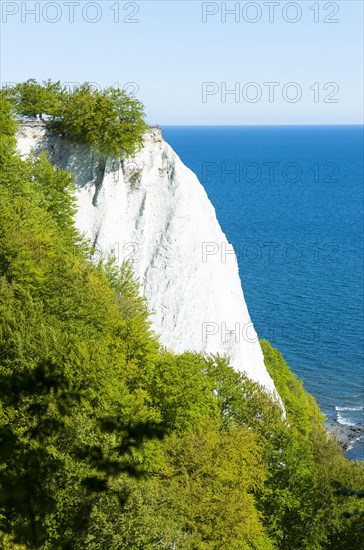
162;125;364;460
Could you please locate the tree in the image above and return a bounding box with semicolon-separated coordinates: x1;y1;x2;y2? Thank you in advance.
6;79;65;119
0;114;164;547
158;419;274;549
2;81;364;550
0;92;17;159
58;83;148;157
5;79;148;158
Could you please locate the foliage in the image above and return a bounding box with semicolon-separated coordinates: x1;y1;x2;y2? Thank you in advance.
0;93;17;159
0;118;162;547
5;79;148;158
5;79;66;119
260;339;325;435
0;98;363;549
58;84;148;157
260;340;364;550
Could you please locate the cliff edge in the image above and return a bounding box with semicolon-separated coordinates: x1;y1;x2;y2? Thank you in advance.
16;123;277;394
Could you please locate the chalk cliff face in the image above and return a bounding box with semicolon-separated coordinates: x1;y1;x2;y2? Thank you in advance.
16;123;277;394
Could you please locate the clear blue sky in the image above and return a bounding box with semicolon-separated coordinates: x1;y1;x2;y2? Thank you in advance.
1;0;363;124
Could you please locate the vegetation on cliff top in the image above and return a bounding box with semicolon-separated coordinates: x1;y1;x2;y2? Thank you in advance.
0;92;363;549
3;79;148;157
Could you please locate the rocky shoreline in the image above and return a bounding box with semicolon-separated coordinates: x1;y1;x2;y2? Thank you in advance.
325;418;364;454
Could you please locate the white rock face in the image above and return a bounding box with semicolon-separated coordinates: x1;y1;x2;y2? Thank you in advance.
16;123;278;394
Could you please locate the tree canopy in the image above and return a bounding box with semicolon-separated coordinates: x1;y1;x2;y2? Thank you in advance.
4;79;148;158
0;90;363;549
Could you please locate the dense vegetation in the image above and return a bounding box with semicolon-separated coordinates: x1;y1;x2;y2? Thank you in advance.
0;93;363;549
4;79;147;157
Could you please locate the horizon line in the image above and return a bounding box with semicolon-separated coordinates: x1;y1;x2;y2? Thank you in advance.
158;123;364;127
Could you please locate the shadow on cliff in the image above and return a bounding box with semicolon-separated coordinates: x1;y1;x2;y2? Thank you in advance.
34;126;122;207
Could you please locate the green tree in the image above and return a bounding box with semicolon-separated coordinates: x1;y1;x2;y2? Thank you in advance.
2;83;364;550
158;419;274;550
5;79;148;158
0;115;164;547
258;340;364;550
6;79;65;119
58;83;148;157
0;93;17;159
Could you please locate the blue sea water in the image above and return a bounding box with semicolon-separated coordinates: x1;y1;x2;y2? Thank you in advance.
162;126;364;460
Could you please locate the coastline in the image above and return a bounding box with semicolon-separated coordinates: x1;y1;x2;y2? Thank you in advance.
325;417;364;460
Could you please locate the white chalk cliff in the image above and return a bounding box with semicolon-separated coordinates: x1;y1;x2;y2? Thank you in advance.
16;123;277;394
